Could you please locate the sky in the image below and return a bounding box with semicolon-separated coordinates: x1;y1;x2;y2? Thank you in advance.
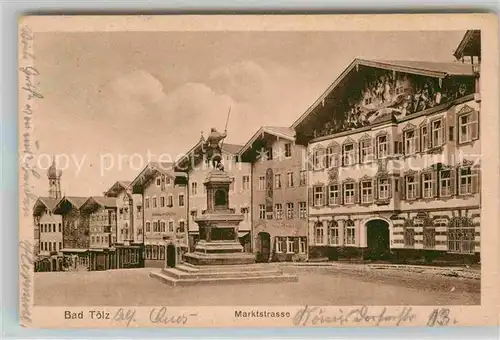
30;30;467;197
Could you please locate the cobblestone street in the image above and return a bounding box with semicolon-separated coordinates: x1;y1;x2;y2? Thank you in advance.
35;265;480;306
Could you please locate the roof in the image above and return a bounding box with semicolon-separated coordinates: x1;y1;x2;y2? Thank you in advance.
453;30;481;59
104;180;131;197
130;161;188;192
291;58;476;129
238;126;295;155
221;143;243;154
53;196;88;214
80;196;117;212
33;197;61;216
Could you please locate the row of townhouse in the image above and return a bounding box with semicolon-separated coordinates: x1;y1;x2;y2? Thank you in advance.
32;30;481;271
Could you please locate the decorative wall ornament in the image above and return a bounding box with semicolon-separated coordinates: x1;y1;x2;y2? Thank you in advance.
402;122;417;131
327;167;339;183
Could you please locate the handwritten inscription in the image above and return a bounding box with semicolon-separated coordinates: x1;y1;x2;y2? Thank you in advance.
149;306;198;325
113;308;137;327
427;308;456;326
19;241;35;324
293;305;416;326
19;25;42;217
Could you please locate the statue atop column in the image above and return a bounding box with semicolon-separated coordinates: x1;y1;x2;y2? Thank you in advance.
204;127;227;171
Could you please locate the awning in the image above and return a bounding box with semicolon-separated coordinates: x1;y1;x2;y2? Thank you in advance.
60;248;89;253
238;231;250;238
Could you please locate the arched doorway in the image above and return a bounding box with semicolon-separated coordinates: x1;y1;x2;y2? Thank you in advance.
257;232;271;262
365;219;391;260
166;245;176;268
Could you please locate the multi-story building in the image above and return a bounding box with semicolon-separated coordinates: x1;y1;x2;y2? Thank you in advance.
292;32;481;264
104;181;144;268
175;138;252;252
33;159;63;271
80;196;118;271
54;196;89;271
131;162;188;267
239;126;309;262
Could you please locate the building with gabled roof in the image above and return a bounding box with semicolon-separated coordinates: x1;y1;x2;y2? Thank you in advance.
292;37;481;264
131;162;188;267
239;126;309;262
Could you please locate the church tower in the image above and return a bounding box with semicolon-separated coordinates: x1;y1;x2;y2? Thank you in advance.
47;157;62;199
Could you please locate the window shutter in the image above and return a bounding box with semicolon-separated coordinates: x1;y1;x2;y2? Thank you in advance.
339;183;343;205
402;176;407;200
472;110;479;140
431;170;438;197
355;181;360;203
414;130;420;153
427;122;432;148
416;173;421;198
294;238;299;253
471;166;480;194
450;168;457;195
446;111;455;143
307;151;313;171
372;137;377;161
373;178;379;199
388;177;393;198
440;120;445;146
308;187;314;207
353;141;359;164
322;185;328;206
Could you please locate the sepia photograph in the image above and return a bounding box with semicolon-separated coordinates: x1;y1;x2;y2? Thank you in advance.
18;14;499;328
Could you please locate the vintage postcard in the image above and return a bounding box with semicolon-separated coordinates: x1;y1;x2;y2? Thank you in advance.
19;14;499;328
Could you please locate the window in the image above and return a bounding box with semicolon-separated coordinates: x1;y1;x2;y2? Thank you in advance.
152;196;157;208
422;172;433;198
343;183;355;204
448;218;475;254
359;139;372;163
259;204;266;219
168;221;174;232
299;238;306;254
146;221;151;232
421;125;429;150
160;195;166;208
191;182;198;195
378;178;390;199
274;204;283;220
242;176;250;190
431;119;443;147
284;143;292;157
276;237;283;253
344;220;355;245
328;184;340;205
178;194;185;207
299;170;307;186
328;220;339;245
404;225;415;247
285;237;294;253
440;170;452;196
241;207;250;221
325;146;339;167
459;111;478;143
459;167;473;195
258;176;266;191
404;130;417;155
274;174;282;189
229;177;235;192
156;177;161;187
178;221;185;232
361;181;373;203
377;135;388;158
423;225;436;248
91;236;95;244
313;149;323;170
267;147;273;160
342;143;355;166
153;221;158;232
299;202;307;219
405;175;417;200
314;221;325;245
286;202;294;219
160;221;166;233
59;242;62;250
167;195;173;207
287;172;294;187
58;223;61;232
314;186;323;207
